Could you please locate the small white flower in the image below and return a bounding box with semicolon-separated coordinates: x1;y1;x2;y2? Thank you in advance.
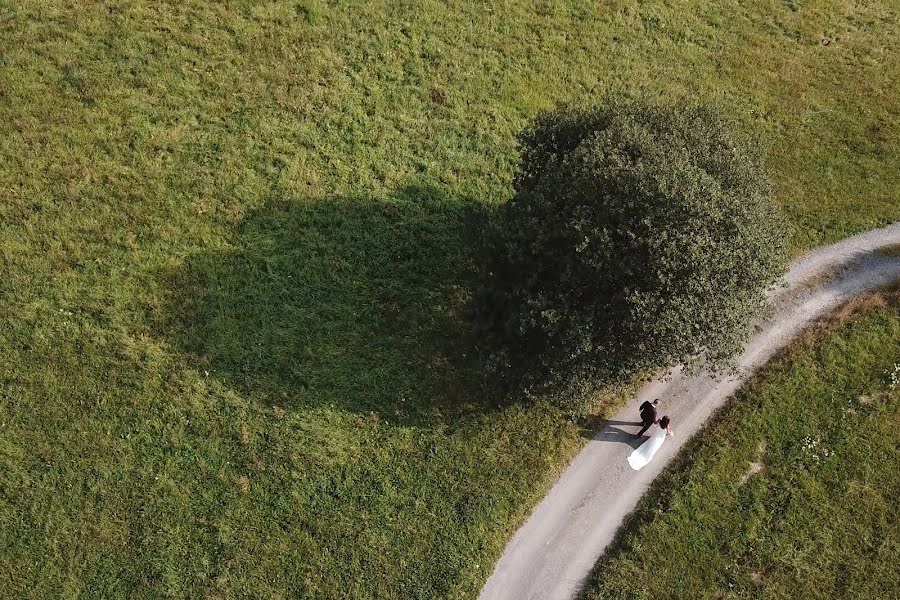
886;363;900;390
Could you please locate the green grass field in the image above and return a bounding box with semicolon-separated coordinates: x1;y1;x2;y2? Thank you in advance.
1;1;898;597
583;292;900;599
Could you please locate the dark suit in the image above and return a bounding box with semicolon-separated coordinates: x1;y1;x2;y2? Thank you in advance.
637;401;657;437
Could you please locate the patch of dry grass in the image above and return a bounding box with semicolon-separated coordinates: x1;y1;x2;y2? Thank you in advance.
877;243;900;257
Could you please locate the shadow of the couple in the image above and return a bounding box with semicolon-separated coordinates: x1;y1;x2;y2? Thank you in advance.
595;421;645;448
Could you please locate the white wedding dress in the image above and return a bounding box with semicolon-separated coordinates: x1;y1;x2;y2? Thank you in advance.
628;425;667;471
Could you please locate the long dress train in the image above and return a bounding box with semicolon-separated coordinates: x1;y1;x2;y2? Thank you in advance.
628;425;667;471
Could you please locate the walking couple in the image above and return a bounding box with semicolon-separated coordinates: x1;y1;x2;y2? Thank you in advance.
627;398;674;471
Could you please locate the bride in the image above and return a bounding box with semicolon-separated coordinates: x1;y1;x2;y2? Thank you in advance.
628;416;673;471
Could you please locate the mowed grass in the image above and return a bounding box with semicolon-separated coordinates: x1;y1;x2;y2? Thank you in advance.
583;293;900;600
0;0;898;598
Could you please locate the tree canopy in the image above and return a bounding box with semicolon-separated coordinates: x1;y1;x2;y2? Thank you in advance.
478;98;788;415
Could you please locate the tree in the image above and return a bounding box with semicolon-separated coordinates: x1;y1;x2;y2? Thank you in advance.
477;97;788;415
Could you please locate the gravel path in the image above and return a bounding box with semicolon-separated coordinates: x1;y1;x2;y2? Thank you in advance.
479;223;900;600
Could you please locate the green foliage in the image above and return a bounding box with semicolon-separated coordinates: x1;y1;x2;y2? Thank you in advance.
0;0;898;597
0;187;582;599
582;296;900;600
479;98;788;414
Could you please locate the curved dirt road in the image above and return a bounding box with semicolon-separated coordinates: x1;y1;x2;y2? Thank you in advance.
479;223;900;600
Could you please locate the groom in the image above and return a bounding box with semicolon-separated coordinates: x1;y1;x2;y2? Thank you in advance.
635;399;660;437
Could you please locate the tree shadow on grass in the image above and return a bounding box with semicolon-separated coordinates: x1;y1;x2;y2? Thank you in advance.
161;184;492;426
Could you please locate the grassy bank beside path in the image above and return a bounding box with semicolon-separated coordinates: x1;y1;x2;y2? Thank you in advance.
1;1;898;597
583;292;900;599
